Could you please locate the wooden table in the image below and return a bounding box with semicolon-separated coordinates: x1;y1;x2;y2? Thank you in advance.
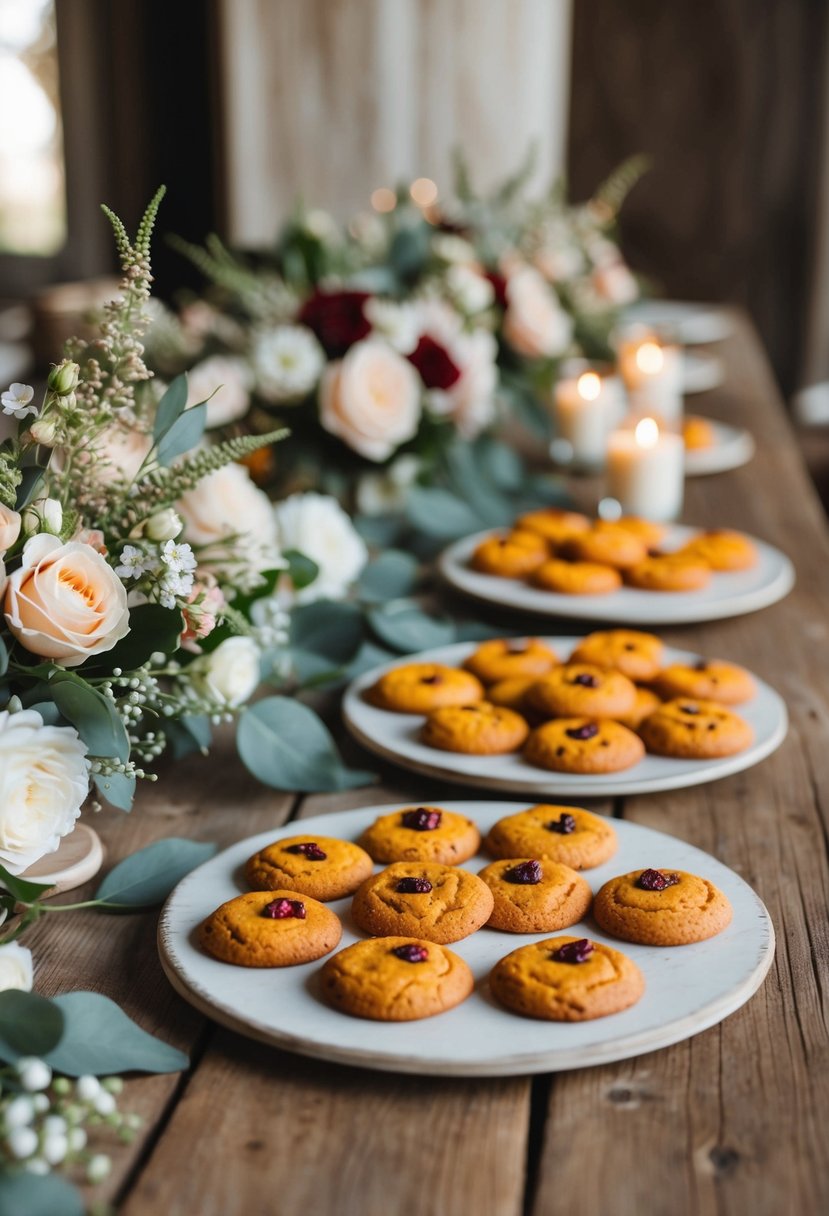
30;314;829;1215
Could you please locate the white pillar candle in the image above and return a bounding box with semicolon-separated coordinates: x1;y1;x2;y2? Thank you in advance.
617;334;683;427
606;417;684;521
550;369;626;470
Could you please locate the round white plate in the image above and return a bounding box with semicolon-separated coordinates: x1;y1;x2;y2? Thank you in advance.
343;639;787;797
682;351;724;394
685;419;755;477
623;300;734;345
23;824;104;895
158;801;775;1077
439;525;794;626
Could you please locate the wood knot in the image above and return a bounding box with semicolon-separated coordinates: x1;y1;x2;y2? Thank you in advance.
708;1146;740;1176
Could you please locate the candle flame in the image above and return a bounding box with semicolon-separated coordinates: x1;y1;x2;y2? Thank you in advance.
577;371;602;401
636;341;664;375
635;417;660;449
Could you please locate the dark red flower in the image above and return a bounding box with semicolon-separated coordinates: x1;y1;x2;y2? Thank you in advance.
298;290;371;357
408;335;462;391
486;271;508;310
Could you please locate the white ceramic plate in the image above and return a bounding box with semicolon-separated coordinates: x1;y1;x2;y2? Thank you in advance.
158;801;775;1077
682;351;724;394
623;301;734;345
439;525;794;626
342;639;787;797
685;419;755;477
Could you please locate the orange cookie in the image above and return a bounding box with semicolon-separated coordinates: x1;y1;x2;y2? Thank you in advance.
514;508;591;547
463;637;559;684
471;529;548;577
654;660;756;706
593;867;733;945
639;698;754;758
320;937;474;1021
531;558;622;596
485;804;618;870
358;806;480;865
617;685;663;731
489;936;645;1021
486;676;538;712
421;703;530;754
244;835;373;902
527;664;637;720
199;890;342;967
525;718;645;774
625;553;712;592
560;526;648;570
367;663;484;714
478;858;592;933
569;629;664;682
351;862;494;944
601;516;667;547
678;529;757;571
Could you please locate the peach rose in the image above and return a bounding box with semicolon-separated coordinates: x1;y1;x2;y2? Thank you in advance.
319;339;421;461
0;503;21;555
502;267;573;359
4;534;130;666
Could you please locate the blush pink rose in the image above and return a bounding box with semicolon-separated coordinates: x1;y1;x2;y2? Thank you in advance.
0;504;21;555
502;267;573;359
319;339;421;461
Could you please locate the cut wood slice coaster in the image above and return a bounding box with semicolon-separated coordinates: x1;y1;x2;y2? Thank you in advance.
21;824;105;896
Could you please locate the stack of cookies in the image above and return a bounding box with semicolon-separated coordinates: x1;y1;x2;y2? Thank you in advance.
470;508;758;597
197;803;734;1025
366;631;756;774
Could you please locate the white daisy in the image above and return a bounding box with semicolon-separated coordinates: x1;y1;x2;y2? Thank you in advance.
253;325;324;404
1;384;37;420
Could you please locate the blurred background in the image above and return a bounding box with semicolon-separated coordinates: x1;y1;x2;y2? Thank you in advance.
1;0;826;404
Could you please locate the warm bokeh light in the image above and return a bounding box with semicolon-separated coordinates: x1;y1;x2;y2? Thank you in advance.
370;187;397;213
635;417;660;448
577;371;602;401
410;177;438;207
635;341;664;375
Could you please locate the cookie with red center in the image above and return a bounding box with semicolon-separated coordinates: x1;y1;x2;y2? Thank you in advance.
420;702;530;755
470;529;549;578
351;862;494;943
489;936;645;1021
484;804;617;870
527;663;637;720
524;718;645;774
319;936;474;1021
593;868;733;945
198;890;342;967
653;660;756;706
569;629;665;682
366;662;484;714
639;698;754;758
478;858;592;933
463;637;559;684
358;806;481;865
244;835;373;901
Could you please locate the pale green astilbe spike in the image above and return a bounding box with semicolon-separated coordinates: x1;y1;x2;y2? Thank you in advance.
135;185;167;258
593;154;652;217
168;232;294;321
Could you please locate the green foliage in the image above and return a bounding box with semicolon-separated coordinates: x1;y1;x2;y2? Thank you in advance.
357;550;419;603
0;864;51;905
93;770;136;812
367;600;456;653
288;599;364;682
94;604;183;672
45;992;188;1075
94;838;217;908
284;549;319;591
0;1172;84;1216
49;672;129;761
237;697;375;792
0;991;64;1059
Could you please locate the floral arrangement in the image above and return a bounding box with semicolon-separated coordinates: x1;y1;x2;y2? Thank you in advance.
144;151;647;507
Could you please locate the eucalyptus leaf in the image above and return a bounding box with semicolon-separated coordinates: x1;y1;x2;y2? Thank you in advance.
14;466;44;511
406;487;481;539
237;697;375;792
354;513;407;548
0;990;64;1058
284;549;319;591
96;603;183;670
45;992;189;1075
0;862;53;904
156;401;206;466
0;634;6;677
357;550;419;603
94;838;217;908
93;770;136;812
0;1172;84;1216
476;438;525;492
152;373;189;440
290;599;363;666
22;700;62;725
50;673;129;760
367;601;456;653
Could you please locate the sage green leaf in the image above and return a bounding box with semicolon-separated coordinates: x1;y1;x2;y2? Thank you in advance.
284;549;319;591
358;550;419;603
93;770;136;812
22;700;62;725
0;862;52;904
152;373;189;440
156;401;206;466
95;603;183;670
237;698;375;792
50;672;129;760
14;466;45;511
0;634;6;677
290;599;363;665
354;513;407;548
477;438;524;491
0;1172;84;1216
406;487;481;539
94;838;216;908
45;992;188;1075
0;990;64;1058
367;601;456;653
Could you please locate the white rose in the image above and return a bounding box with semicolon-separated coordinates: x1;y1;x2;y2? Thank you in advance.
0;503;21;554
186;356;251;428
197;636;260;707
273;493;368;603
253;325;324;404
502;267;573;358
4;535;130;666
178;462;283;582
0;710;88;873
319;339;421;462
0;943;33;992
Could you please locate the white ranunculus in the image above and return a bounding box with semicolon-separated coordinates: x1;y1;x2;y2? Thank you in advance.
186;355;252;427
273;493;368;603
178;462;284;584
253;325;325;404
319;339;421;461
0;710;88;874
197;636;261;707
0;943;33;992
363;299;419;354
502;266;573;359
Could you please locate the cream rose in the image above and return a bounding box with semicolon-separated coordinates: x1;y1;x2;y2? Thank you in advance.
502;267;573;359
273;493;368;603
4;535;130;666
195;636;261;707
178;461;283;581
0;503;21;554
0;943;33;992
0;709;88;873
186;355;251;427
94;424;153;486
319;339;421;462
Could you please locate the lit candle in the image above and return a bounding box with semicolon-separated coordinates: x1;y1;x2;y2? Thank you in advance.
606;417;684;521
550;367;625;470
617;332;683;427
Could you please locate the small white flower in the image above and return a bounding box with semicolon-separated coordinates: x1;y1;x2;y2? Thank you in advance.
432;234;477;265
195;636;261;707
253;325;324;404
21;497;63;538
1;383;37;420
160;540;197;575
69;1127;87;1152
43;1133;69;1165
29;417;58;446
363;299;419;354
0;942;34;991
446;264;494;314
24;1157;50;1175
144;509;182;543
114;545;148;580
75;1075;101;1102
6;1125;38;1159
32;1095;49;1114
87;1153;112;1184
92;1091;116;1117
4;1095;35;1128
42;1115;67;1137
17;1058;52;1092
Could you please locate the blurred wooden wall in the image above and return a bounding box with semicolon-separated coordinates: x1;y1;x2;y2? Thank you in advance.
217;0;573;243
568;0;829;395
